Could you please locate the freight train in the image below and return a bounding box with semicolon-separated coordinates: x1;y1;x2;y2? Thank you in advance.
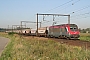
6;24;80;39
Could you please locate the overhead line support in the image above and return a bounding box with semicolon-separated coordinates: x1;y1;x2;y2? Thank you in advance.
36;13;70;36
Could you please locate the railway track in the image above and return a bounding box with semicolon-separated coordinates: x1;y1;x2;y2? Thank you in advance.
23;34;90;49
49;38;90;49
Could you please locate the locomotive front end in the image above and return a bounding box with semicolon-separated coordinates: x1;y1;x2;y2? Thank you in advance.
68;24;80;39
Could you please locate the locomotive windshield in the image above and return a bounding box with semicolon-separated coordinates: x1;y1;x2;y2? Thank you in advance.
70;24;78;31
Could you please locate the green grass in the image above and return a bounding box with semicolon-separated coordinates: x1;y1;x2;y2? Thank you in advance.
0;32;90;60
80;33;90;41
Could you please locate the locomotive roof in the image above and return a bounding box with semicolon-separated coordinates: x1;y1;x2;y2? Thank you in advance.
54;24;77;26
49;24;77;27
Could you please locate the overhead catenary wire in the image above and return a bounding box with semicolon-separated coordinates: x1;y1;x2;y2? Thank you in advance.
71;0;80;5
71;12;90;17
41;0;81;25
40;0;75;22
68;4;90;21
55;0;81;13
70;15;90;22
70;12;90;20
70;6;90;19
71;15;90;21
43;0;74;13
69;5;90;14
37;0;90;27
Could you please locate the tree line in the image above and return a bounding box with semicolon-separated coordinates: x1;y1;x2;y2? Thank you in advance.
79;28;90;33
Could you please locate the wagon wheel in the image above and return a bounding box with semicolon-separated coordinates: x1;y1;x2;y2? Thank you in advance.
66;37;69;40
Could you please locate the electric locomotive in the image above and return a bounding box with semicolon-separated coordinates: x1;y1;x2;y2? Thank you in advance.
48;24;80;39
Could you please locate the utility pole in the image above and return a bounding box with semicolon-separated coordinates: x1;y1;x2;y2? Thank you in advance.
25;22;26;28
12;25;13;32
68;15;70;24
37;13;38;36
21;21;22;33
8;25;9;29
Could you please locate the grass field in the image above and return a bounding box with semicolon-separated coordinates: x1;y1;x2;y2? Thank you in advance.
80;33;90;41
0;32;90;60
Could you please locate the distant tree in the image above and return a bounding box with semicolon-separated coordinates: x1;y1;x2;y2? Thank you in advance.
86;28;90;33
0;28;6;32
82;29;86;33
79;28;90;33
79;28;81;31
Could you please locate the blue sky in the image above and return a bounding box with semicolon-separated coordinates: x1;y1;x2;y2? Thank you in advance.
0;0;90;29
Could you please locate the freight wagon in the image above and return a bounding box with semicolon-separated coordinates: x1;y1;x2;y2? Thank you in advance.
38;27;48;37
30;29;36;36
22;29;31;35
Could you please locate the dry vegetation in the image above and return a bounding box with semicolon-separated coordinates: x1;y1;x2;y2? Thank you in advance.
0;32;90;60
